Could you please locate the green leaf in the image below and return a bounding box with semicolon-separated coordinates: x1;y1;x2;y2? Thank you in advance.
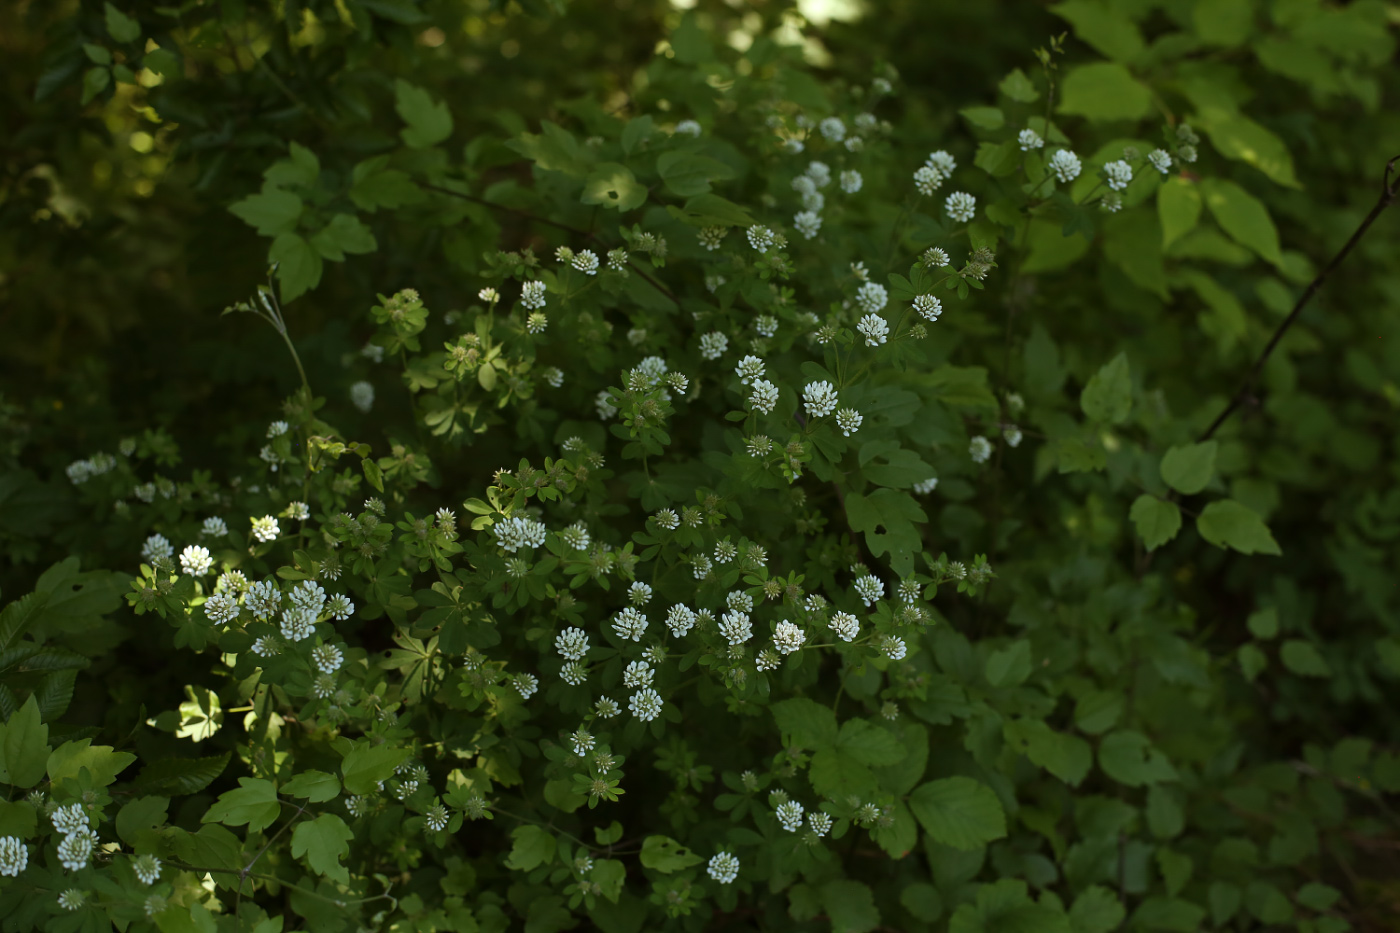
1132;896;1206;932
340;741;410;795
81;67;111;104
1194;0;1254;47
1245;881;1295;924
842;488;928;579
1157;176;1201;249
362;457;384;493
669;11;714;63
1209;882;1242;926
0;695;49;787
264;142;320;189
201;777;280;834
999;68;1039;102
1056;437;1107;474
1196;499;1282;555
1129;495;1182;551
1004;718;1093;786
1200;178;1282;267
1159;441;1217;495
1069;885;1125;933
229;188;303;236
822;879;881;933
269;232;323;304
1057;62;1152;122
770;697;838;748
901;882;944;922
960;106;1005;131
83;43;112;65
395;79;453;149
505;824;555;871
1101;209;1166;299
621;115;654;154
639;835;702;873
282;770;342;803
1157;847;1193;896
105;3;141;42
1051;1;1146;61
47;738;136;788
1237;643;1267;682
591;859;625;903
1080;352;1132;424
656;151;736;197
116;795;169;851
290;813;354;884
1098;730;1178;787
175;684;222;742
1280;639;1332;678
311;214;378;262
1246;607;1278;640
350;157;425;212
908;776;1008;850
1074;691;1123;735
506;121;589;176
985;640;1032;688
666;193;754;228
580;162;647;212
133;753;230;797
1296;884;1341;912
1146;785;1184;839
837;718;905;765
1192;108;1300;189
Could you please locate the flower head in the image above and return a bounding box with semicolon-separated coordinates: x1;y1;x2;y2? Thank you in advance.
708;851;739;884
802;381;838;418
1018;128;1044;151
945;191;976;223
1048;149;1081;183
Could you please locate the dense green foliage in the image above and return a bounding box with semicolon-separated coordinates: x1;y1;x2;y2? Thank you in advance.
2;1;1400;932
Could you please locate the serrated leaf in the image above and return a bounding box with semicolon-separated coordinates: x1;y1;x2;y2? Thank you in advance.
1069;885;1125;933
1129;495;1182;551
580;162;647;211
47;738;136;788
290;813;353;884
770;697;838;748
1200;177;1283;267
639;835;702;873
1159;441;1217;495
340;742;410;795
505;824;555;871
116;795;169;850
822;878;881;933
1098;730;1178;787
229;188;303;236
395;79;453;149
667;193;754;227
105;3;140;42
1279;639;1332;678
201;777;280;834
908;776;1008;850
1058;62;1151;121
656;151;736;197
282;770;342;803
134;753;230;796
269;232;323;304
985;640;1032;688
1157;176;1201;249
1080;352;1132;423
1;695;50;788
1004;718;1092;786
1196;499;1282;555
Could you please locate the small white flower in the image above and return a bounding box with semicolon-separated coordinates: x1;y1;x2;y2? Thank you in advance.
819;117;846;142
882;635;907;661
571;250;599;275
1018;128;1044;151
1048;149;1081;183
829;611;859;642
542;367;564;388
595;697;620;718
201;516;228;538
204;591;240;627
1003;424;1023;447
266;420;289;438
630;687;663;721
835;408;863;436
756;648;781;671
287;500;310;521
340;379;375;415
623;660;654;688
478;287;499;304
526;312;547;334
718;610;752;645
746;225;776;251
0;836;28;877
913;165;943;196
326;593;354;621
783;138;804;154
561;662;588;685
854;112;877;130
251;515;280;543
925;150;957;178
857;314;888;347
776;800;805;832
914;294;942;322
773;620;805;654
793;210;822;239
144;894;167;917
923;247;951;268
708;851;739;884
840;170;862;194
493;515;547;552
913;476;939;495
629;581;653;605
520;280;546;309
311;643;343;674
1100;191;1123;213
970;435;993;463
855;282;888;314
57;829;96;872
141;534;173;563
855;574;884;607
58;889;85;911
806;161;832;188
613;607;648;642
555;627;590;661
691;554;713;579
1178;143;1198;164
945;191;976;223
735;355;765;386
675;119;702;137
727;590;754;612
595;389;618;420
666;604;696;637
515;674;539;700
52;804;89;835
570;729;596;755
749;379;780;415
697;226;726;250
1148;149;1172;174
280;607;315;642
845;136;864;152
808;811;833;836
755;315;778;338
699;331;729;360
425;804;450;832
1104;159;1134;191
803;381;838;419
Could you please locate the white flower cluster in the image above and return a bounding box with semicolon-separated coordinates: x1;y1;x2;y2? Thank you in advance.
350;380;374;412
201;516;229;538
970;435;993;463
1104;160;1134;191
718;610;752;645
521;280;546;309
1148;149;1172;174
1018;128;1043;151
707;851;739;884
613;607;648;642
855;574;884;607
1048;149;1080;183
835;408;863;437
749;379;779;415
855;282;887;314
65;452;117;485
829;611;859;642
699;331;728;360
666;604;696;637
857;313;888;347
0;836;27;877
629;687;663;721
772;620;805;654
776;800;805;832
493;515;546;552
803;381;838;419
914;294;942;322
945;191;976;223
746;225;775;251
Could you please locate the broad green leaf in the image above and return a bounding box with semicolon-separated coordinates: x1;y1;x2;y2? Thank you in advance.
1147;785;1184;839
1098;730;1178;787
263;142;320;189
83;43;112;65
504;824;555;871
1056;437;1107;473
117;795;169;851
1376;637;1400;678
282;770;341;803
1132;896;1206;932
228;188;303;236
1004;718;1092;786
1058;62;1152;122
961;106;1005;131
1200;178;1282;266
1158;847;1193;896
1074;690;1123;735
822;878;881;933
908;776;1008;850
901;882;944;922
1296;884;1342;912
269;232;323;304
201;777;280;834
0;800;37;838
985;640;1032;688
842;488;928;579
1193;108;1300;188
506;120;589;176
1245;882;1294;924
81;67;111;104
105;3;140;42
1080;352;1132;424
1194;0;1254;47
1021;218;1091;272
310;214;377;262
1246;607;1278;640
1196;499;1282;555
639;835;702;873
350;157;425;212
1130;495;1182;551
1069;885;1125;933
999;68;1039;102
175;684;222;742
1159;441;1217;494
591;859;625;903
656;151;736;197
133;753;230;797
48;738;136;788
395;79;453;149
1051;1;1146;62
1237;643;1267;682
1209;882;1242;926
0;695;49;787
669;11;714;63
837;719;905;767
290;813;353;884
1280;639;1332;678
581;162;647;211
621;115;654;154
667;193;754;227
770;697;838;747
1101;209;1167;298
340;741;410;795
1157;176;1201;249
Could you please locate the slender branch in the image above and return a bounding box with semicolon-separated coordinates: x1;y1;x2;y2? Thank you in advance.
1198;154;1400;443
